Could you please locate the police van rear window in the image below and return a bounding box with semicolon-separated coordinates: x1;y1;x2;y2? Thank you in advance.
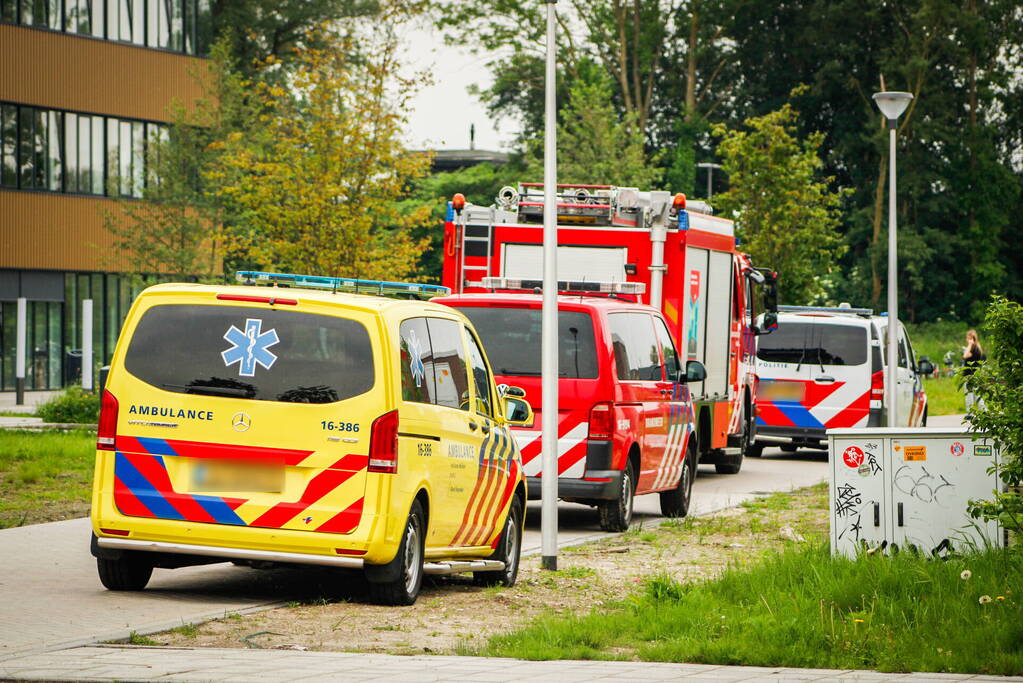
124;304;374;403
757;322;867;366
454;306;598;379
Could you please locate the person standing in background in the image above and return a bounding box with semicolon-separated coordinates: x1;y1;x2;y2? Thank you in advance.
961;329;986;410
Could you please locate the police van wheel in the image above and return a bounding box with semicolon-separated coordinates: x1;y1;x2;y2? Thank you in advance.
746;443;764;458
659;443;696;518
367;500;425;606
97;556;153;591
780;444;798;453
474;496;523;587
599;460;635;532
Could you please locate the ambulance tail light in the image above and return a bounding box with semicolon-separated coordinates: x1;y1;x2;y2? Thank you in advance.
97;389;118;450
368;410;399;473
870;370;885;409
588;402;614;440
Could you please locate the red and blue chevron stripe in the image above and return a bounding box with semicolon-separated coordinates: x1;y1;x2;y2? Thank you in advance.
111;437;366;535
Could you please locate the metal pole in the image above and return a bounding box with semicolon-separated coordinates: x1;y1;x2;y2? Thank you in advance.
15;298;26;405
706;167;712;199
83;299;94;392
886;123;898;426
540;0;559;572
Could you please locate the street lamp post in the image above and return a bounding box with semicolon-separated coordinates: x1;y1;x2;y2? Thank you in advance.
696;162;722;199
872;91;913;427
541;0;559;571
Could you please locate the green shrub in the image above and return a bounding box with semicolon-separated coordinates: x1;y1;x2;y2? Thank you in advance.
966;296;1023;538
36;386;100;424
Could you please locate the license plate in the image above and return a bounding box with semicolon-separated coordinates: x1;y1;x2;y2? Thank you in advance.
191;460;284;493
761;381;805;402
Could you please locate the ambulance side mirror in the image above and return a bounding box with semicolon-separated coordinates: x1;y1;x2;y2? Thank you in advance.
679;360;707;384
916;358;935;377
504;396;534;427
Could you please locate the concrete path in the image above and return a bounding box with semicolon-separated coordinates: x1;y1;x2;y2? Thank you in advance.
1;645;1019;682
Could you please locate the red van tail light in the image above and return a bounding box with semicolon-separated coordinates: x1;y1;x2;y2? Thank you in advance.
97;389;119;450
870;370;885;400
588;402;614;440
368;410;399;473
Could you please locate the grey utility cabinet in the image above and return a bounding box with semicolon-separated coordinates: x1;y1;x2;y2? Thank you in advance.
828;427;1002;558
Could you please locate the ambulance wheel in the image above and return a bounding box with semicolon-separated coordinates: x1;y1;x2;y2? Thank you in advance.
97;555;153;591
367;500;425;606
474;496;522;587
599;460;636;532
660;442;696;518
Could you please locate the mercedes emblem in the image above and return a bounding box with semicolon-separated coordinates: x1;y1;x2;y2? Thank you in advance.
232;412;251;432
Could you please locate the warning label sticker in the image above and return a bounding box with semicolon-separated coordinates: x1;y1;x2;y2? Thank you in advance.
904;445;927;462
842;446;865;468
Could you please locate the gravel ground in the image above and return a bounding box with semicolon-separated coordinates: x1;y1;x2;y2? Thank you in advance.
151;484;830;656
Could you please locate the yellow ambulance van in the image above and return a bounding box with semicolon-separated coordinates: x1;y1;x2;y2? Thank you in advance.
90;272;531;605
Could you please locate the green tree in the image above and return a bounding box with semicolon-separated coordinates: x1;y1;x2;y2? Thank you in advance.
400;161;527;281
102;38;257;281
966;296;1023;538
525;74;661;188
712;101;847;304
209;30;432;279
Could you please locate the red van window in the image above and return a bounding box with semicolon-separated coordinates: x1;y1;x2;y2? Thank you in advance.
608;313;662;381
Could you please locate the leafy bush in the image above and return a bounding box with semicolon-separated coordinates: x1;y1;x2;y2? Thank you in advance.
966;296;1023;537
36;385;100;424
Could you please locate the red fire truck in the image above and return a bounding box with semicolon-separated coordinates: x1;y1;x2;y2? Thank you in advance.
441;183;778;474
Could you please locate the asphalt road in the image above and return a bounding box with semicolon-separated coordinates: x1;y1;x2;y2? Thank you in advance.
0;446;828;661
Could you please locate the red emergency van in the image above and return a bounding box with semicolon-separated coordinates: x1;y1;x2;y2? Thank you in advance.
434;285;706;531
441;184;777;476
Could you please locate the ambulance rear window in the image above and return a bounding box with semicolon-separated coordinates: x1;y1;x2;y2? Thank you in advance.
124;304;374;403
757;322;867;366
454;306;598;379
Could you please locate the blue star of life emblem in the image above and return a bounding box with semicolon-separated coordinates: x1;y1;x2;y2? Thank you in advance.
221;318;280;377
407;329;426;387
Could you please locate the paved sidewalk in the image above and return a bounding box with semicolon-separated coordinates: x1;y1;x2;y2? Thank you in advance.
1;645;1020;682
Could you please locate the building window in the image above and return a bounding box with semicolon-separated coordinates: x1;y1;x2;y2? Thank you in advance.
1;0;208;56
0;101;163;198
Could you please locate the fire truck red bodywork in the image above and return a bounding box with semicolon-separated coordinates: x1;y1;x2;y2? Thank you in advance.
441;188;768;472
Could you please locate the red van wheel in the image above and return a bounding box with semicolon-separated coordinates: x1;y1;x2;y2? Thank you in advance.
599;460;636;532
660;442;696;517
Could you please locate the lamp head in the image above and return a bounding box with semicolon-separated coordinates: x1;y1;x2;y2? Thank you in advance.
872;91;913;120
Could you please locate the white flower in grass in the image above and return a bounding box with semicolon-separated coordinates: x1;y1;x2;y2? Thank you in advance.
979;595;992;604
960;570;972;580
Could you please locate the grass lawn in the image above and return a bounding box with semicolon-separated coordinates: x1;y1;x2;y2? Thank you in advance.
921;375;965;417
469;486;1023;675
0;429;96;528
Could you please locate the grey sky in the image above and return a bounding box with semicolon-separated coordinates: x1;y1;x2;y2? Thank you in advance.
399;20;521;152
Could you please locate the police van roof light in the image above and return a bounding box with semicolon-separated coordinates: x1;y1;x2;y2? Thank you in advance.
235;271;450;300
482;276;645;295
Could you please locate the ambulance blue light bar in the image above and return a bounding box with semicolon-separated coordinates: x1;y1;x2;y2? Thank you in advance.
236;271;450;299
482;276;645;295
779;304;873;315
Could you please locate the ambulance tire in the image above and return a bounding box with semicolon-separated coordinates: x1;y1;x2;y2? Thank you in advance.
474;496;523;587
659;443;696;518
97;555;153;591
599;460;636;532
367;500;425;606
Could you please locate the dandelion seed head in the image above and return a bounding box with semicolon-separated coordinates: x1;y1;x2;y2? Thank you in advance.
960;570;972;580
979;595;992;604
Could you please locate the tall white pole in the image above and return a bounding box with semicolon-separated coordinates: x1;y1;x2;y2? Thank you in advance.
886;125;898;427
540;0;559;571
82;299;94;392
15;298;26;405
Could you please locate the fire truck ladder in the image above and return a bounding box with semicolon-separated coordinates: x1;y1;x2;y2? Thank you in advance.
458;205;497;289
